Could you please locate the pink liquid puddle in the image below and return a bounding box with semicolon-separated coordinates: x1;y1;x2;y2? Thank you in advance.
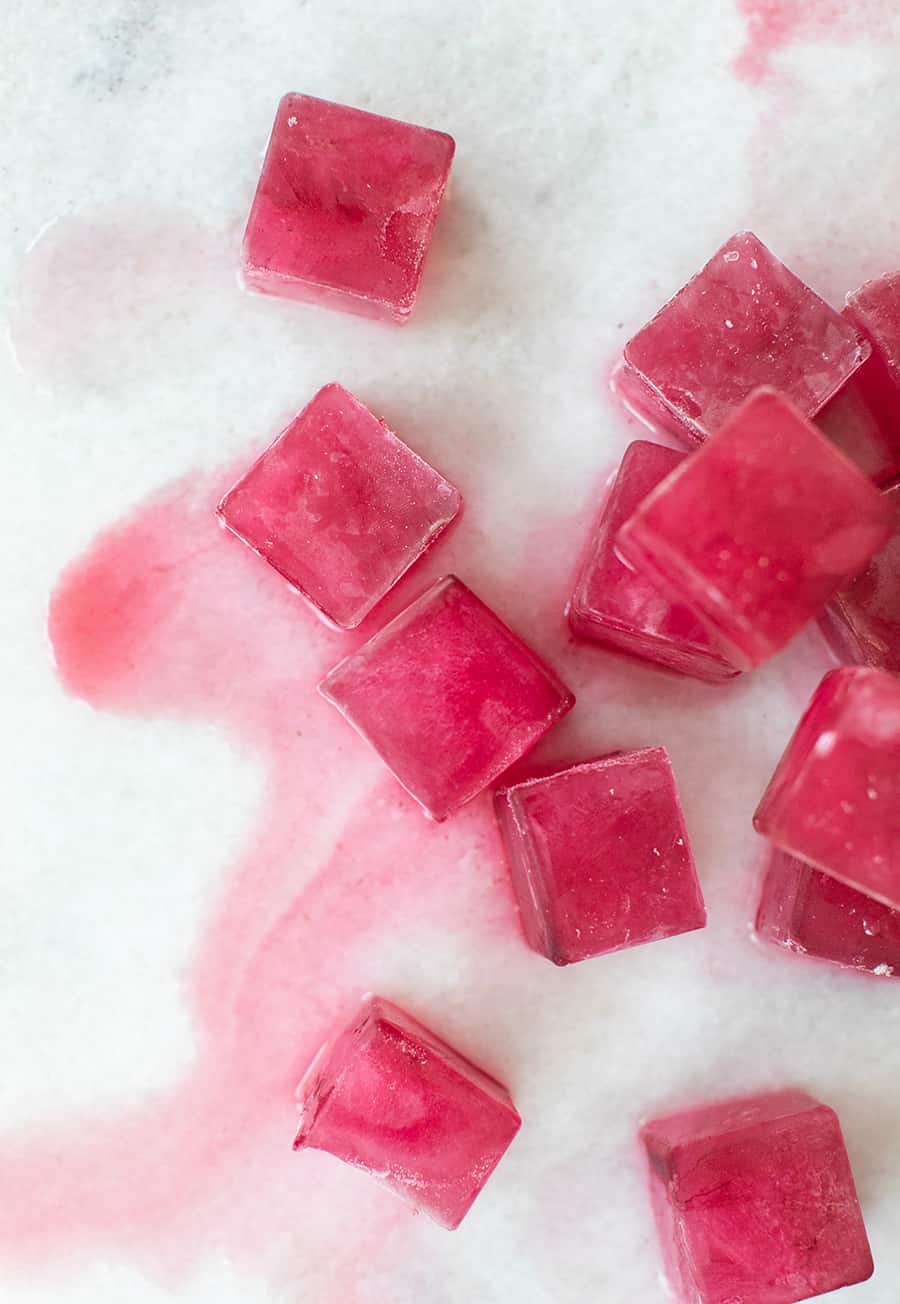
734;0;880;83
0;450;765;1296
0;466;545;1293
8;205;238;397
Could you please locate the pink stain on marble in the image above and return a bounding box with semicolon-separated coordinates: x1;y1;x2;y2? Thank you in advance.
734;0;879;83
0;467;524;1290
8;206;237;395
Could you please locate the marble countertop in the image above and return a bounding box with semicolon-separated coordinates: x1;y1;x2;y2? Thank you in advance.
3;1;900;1301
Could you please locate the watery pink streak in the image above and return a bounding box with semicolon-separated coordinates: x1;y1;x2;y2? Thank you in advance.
734;0;876;83
2;468;529;1287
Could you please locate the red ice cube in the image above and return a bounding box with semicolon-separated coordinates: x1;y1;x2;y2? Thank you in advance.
641;1089;873;1304
567;440;739;682
755;847;900;979
217;384;460;629
319;576;574;820
494;747;706;965
754;666;900;910
816;269;900;484
617;389;895;669
620;232;867;446
819;482;900;672
241;94;454;322
294;995;521;1229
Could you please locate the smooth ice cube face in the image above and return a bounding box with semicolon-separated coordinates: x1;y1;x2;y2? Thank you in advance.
241;94;455;323
494;747;706;965
756;847;900;979
819;483;900;673
216;384;461;630
617;389;896;669
567;441;739;682
754;667;900;909
641;1090;873;1304
622;232;868;446
294;995;521;1229
319;576;575;820
817;272;900;484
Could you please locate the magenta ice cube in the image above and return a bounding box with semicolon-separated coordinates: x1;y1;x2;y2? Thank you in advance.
756;847;900;979
817;272;900;484
241;93;454;323
319;576;575;820
819;482;900;672
294;995;521;1229
816;356;900;486
641;1089;873;1304
621;232;868;446
754;666;900;910
617;389;896;669
567;441;739;682
847;270;900;385
216;384;460;629
494;747;706;965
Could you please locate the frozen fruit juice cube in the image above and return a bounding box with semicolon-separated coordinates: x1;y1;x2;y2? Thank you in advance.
241;93;455;323
817;272;900;484
567;441;739;682
494;747;705;965
319;576;574;820
617;389;896;669
756;847;900;979
622;232;868;445
641;1090;873;1304
847;270;900;389
294;995;521;1229
816;350;900;485
217;384;461;629
754;666;900;909
819;483;900;672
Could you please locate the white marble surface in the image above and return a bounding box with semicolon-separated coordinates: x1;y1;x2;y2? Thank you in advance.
4;1;900;1301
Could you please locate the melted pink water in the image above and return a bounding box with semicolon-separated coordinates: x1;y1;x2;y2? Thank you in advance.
9;205;239;397
1;466;571;1292
734;0;875;83
7;201;854;1304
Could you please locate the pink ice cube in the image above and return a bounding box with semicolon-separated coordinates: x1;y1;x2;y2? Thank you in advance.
617;389;896;669
567;440;739;682
816;354;900;485
621;232;868;446
847;270;900;391
755;847;900;979
241;94;454;323
216;384;460;629
817;272;900;484
641;1089;873;1304
494;747;706;965
819;482;900;673
294;995;521;1229
319;576;575;820
754;666;900;910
